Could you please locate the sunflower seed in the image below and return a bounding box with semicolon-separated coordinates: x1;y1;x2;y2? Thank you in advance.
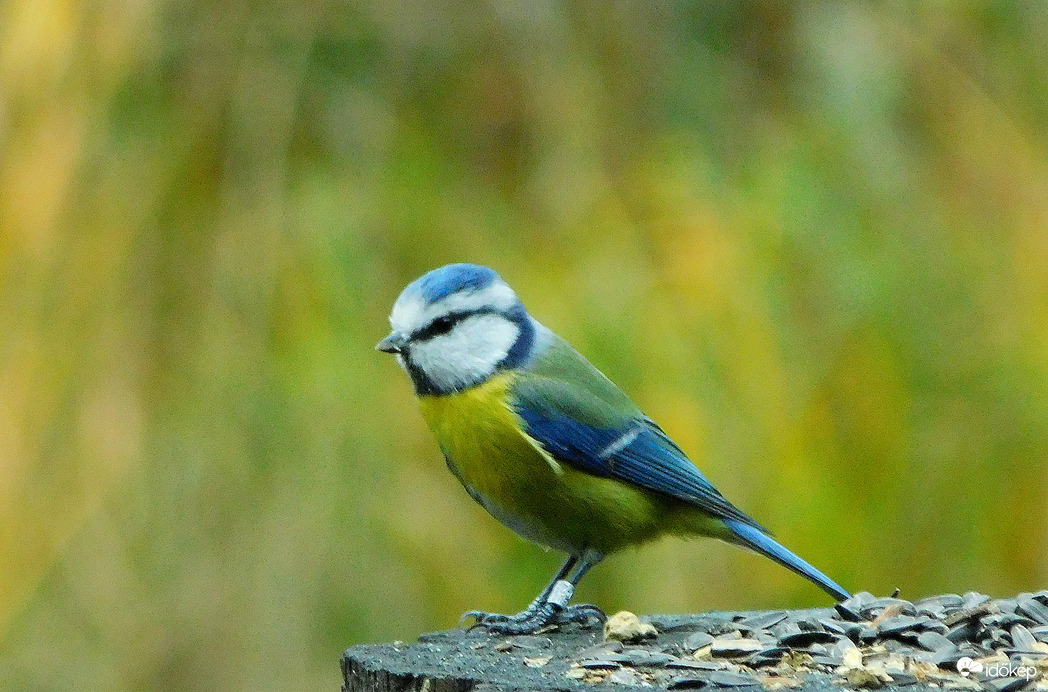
929;645;965;668
945;601;997;626
676;660;730;671
989;612;1039;630
579;659;622;670
1010;623;1037;650
818;618;848;635
668;659;726;671
916;594;964;610
1017;595;1048;625
916;605;947;620
861;598;917;619
963;591;991;608
634;651;678;667
618;649;655;665
877;615;920;635
711;637;763;656
684;632;715;650
587;652;633;663
738;611;788;631
947;621;978;643
835;593;872;621
834;601;862;622
748;646;788;666
778;630;838;647
886;670;920;686
811;654;843;667
920;619;949;634
707;671;761;687
832;636;859;655
917;631;954;651
987;677;1032;692
771;621;801;640
856;626;878;644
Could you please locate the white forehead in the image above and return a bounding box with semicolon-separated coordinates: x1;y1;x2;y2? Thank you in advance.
389;280;519;334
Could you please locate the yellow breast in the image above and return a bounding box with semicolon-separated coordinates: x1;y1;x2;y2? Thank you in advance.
416;372;681;554
417;372;563;514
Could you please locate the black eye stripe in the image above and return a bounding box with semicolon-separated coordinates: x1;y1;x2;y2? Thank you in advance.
411;308;500;342
416;315;458;340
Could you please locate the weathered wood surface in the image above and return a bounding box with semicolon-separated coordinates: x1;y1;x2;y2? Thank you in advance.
344;616;898;691
342;592;1048;691
342;615;846;691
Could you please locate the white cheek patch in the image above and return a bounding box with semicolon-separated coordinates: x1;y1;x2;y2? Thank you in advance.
390;281;518;335
408;313;520;391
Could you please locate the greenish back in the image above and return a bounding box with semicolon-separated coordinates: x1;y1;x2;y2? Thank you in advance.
514;333;641;428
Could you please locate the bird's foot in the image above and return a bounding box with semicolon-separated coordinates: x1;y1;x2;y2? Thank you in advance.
461;579;605;634
462;603;606;635
461;595;545;627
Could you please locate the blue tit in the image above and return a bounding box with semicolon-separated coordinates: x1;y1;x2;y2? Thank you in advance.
377;264;849;634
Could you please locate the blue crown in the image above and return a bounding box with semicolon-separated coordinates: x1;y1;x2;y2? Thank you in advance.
407;264;501;303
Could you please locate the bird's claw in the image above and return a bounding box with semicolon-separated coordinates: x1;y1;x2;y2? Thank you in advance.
461;603;605;634
558;603;607;625
460;609;510;625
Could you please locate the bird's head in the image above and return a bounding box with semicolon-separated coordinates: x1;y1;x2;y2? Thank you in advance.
377;264;537;395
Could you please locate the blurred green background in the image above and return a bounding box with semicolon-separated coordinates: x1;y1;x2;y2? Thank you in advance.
2;1;1047;689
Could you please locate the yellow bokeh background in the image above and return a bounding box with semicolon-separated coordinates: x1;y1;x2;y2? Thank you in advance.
2;3;1047;689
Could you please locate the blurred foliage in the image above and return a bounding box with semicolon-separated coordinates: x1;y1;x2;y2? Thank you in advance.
2;1;1048;689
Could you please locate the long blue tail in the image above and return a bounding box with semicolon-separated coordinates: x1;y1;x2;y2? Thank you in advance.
725;519;850;601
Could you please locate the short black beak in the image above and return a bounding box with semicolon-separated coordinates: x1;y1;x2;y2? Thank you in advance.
376;332;407;353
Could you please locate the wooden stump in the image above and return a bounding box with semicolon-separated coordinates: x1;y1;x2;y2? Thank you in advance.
340;602;1007;691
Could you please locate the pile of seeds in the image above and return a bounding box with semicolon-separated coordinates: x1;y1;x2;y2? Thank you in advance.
564;591;1048;690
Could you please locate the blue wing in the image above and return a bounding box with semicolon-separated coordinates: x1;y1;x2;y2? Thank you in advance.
514;403;767;531
508;336;766;530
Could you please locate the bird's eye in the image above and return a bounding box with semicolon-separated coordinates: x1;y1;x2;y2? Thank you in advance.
428;316;455;336
414;313;466;341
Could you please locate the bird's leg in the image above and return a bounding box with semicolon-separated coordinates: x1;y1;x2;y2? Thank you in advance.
462;555;577;627
464;551;606;635
550;553;606;626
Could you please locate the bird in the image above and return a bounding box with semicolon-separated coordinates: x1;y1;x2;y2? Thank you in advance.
377;263;849;634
